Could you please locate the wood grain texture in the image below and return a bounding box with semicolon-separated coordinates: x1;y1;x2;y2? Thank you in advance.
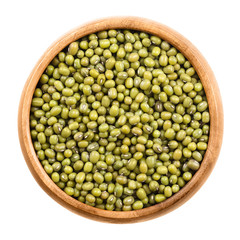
18;17;223;223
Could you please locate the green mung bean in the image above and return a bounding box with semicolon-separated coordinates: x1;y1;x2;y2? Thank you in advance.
30;29;209;211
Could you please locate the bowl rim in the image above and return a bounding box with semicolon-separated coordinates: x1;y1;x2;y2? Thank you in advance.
18;16;223;223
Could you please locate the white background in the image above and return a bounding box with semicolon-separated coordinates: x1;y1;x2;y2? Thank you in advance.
1;0;239;239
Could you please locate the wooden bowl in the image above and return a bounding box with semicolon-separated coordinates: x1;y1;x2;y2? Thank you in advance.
18;17;223;223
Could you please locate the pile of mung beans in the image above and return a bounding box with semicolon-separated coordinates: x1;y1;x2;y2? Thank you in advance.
30;29;210;211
